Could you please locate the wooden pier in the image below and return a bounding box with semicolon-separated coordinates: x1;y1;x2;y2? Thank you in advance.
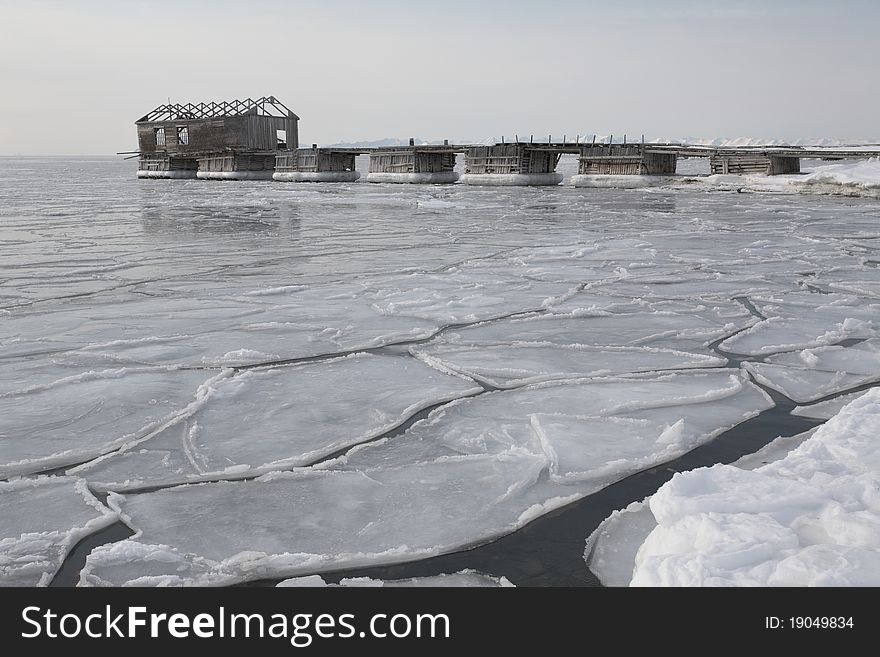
274;145;366;182
637;145;879;176
366;141;459;183
131;101;880;185
460;143;564;186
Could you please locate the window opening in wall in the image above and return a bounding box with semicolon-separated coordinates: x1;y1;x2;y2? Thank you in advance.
177;126;189;145
155;127;165;146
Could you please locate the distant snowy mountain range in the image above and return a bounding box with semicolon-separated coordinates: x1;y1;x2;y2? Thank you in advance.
323;138;436;148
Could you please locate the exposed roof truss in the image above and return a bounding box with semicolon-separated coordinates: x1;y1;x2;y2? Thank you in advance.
138;96;297;122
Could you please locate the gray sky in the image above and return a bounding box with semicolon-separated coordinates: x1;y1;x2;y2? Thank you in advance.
1;0;878;154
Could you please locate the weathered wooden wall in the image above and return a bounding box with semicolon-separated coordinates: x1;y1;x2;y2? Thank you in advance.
137;155;198;172
709;154;771;175
369;150;414;173
465;145;559;175
465;145;524;174
276;149;358;172
523;150;559;174
198;153;276;173
642;152;677;175
137;114;298;154
368;149;455;174
768;156;801;175
577;146;676;175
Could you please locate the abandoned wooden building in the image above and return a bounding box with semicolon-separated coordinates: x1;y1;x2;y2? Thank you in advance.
135;96;299;180
366;141;459;183
274;145;364;182
460;143;565;186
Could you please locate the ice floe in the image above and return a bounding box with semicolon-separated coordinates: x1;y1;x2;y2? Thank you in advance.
72;353;481;490
1;477;117;586
0;367;227;478
743;340;880;402
412;343;726;388
81;370;772;585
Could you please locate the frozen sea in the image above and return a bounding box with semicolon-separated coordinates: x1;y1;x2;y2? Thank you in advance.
2;155;879;586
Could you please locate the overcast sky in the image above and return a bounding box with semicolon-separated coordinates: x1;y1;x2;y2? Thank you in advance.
1;0;878;154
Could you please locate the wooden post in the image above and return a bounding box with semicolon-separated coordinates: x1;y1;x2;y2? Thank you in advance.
591;135;596;146
409;137;415;146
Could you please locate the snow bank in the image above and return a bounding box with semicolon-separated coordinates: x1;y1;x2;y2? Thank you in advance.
797;158;880;196
630;389;880;586
674;158;880;198
584;427;818;586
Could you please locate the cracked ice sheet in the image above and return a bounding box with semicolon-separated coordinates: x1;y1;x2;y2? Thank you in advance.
412;343;726;389
743;340;880;403
277;571;514;587
5;268;572;368
592;272;782;301
719;292;880;356
435;308;750;354
0;367;225;478
545;294;755;327
81;453;546;586
338;370;772;474
0;477;117;586
73;353;481;491
458;241;670;284
362;269;574;324
0;296;267;361
2;286;441;368
80;370;772;586
821;270;880;299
